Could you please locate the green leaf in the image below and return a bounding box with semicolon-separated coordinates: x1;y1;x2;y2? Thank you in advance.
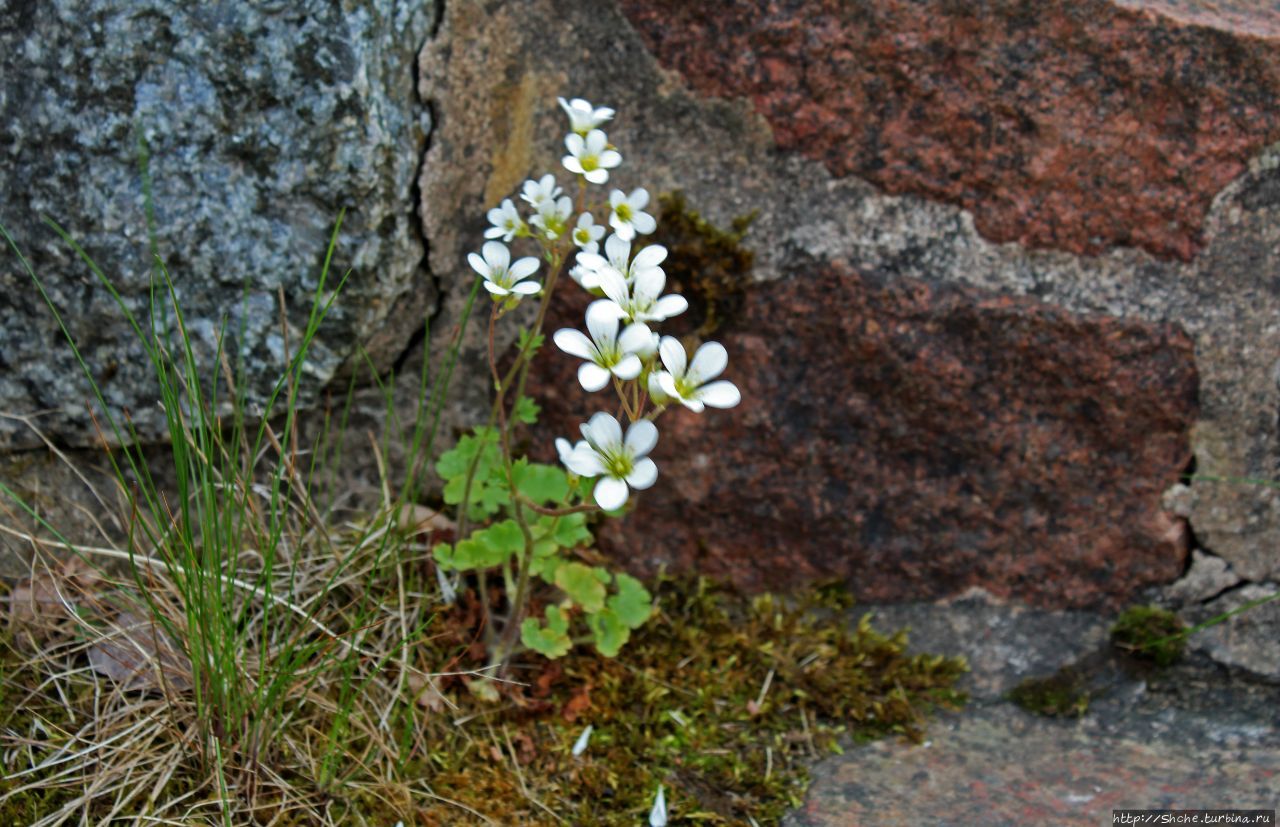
521;605;572;658
436;428;499;481
588;608;630;658
530;552;564;583
555;562;607;613
610;573;653;629
515;463;569;504
432;542;456;569
478;519;524;558
513;396;541;425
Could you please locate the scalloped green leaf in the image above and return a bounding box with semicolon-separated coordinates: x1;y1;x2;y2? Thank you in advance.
521;605;572;658
515;463;569;504
610;573;653;629
588;608;630;658
555;562;606;613
513;395;541;425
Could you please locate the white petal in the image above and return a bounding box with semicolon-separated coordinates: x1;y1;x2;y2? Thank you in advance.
618;322;654;355
688;341;728;382
482;281;509;296
630;212;657;235
585;129;607;153
612;353;642;380
648;371;671;402
632;266;665;301
563;156;584;174
565;446;606;477
576;251;607;272
511;280;541;295
594;476;629;511
578;362;612;392
632;245;668;269
509;257;540;280
585;411;623;450
596;266;631;308
482;241;509;270
484;226;505;239
554;328;597;361
586;300;621;346
624;419;658;458
585;168;609;185
565;133;585;155
695;380;740;409
626;457;658;490
487;205;506;225
556;437;574;464
598;150;622;169
680;396;706;413
612;221;635;242
652;295;688;319
605;234;630;265
629;188;650;209
467;252;489;277
658;336;687;376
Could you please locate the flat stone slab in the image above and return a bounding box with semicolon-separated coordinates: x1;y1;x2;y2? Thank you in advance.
785;599;1280;826
785;705;1279;827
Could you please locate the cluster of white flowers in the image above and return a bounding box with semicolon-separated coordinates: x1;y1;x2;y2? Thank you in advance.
467;96;741;513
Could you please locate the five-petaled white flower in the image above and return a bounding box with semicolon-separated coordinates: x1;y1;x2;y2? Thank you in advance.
554;300;653;392
649;337;741;411
485;198;525;242
558;97;615;135
595;262;687;325
563;129;621;185
571;212;605;252
608;188;656;241
520;174;562;210
531;195;573;240
559;412;658;511
468;241;541;298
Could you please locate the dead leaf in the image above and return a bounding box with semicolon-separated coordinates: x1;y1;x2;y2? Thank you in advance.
87;611;192;693
396;504;456;539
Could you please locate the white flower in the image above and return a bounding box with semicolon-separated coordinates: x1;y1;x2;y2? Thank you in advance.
559;412;658;511
651;337;741;411
484;198;525;242
520;174;562;209
563;129;621;185
467;241;541;298
571;724;593;757
595;259;687;325
571;212;605;252
608;188;656;241
575;236;666;290
558;97;615;135
530;195;573;240
649;785;667;827
553;300;653;391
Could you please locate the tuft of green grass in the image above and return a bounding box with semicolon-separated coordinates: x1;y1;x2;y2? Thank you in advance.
1110;604;1186;667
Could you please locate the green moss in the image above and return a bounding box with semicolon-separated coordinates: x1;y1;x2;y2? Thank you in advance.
652;191;757;338
1110;604;1185;667
1007;666;1090;718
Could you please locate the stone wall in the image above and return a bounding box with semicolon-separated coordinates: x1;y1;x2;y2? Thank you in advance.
420;0;1280;608
3;0;1279;613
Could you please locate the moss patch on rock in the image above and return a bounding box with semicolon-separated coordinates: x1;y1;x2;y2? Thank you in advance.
1110;604;1186;667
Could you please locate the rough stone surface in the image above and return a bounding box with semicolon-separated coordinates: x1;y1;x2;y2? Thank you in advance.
418;0;1280;599
784;598;1280;826
619;0;1280;262
0;0;434;450
543;264;1198;608
1185;582;1280;682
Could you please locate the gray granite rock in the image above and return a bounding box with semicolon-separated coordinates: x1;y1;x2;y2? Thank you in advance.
1185;582;1280;683
0;0;435;450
